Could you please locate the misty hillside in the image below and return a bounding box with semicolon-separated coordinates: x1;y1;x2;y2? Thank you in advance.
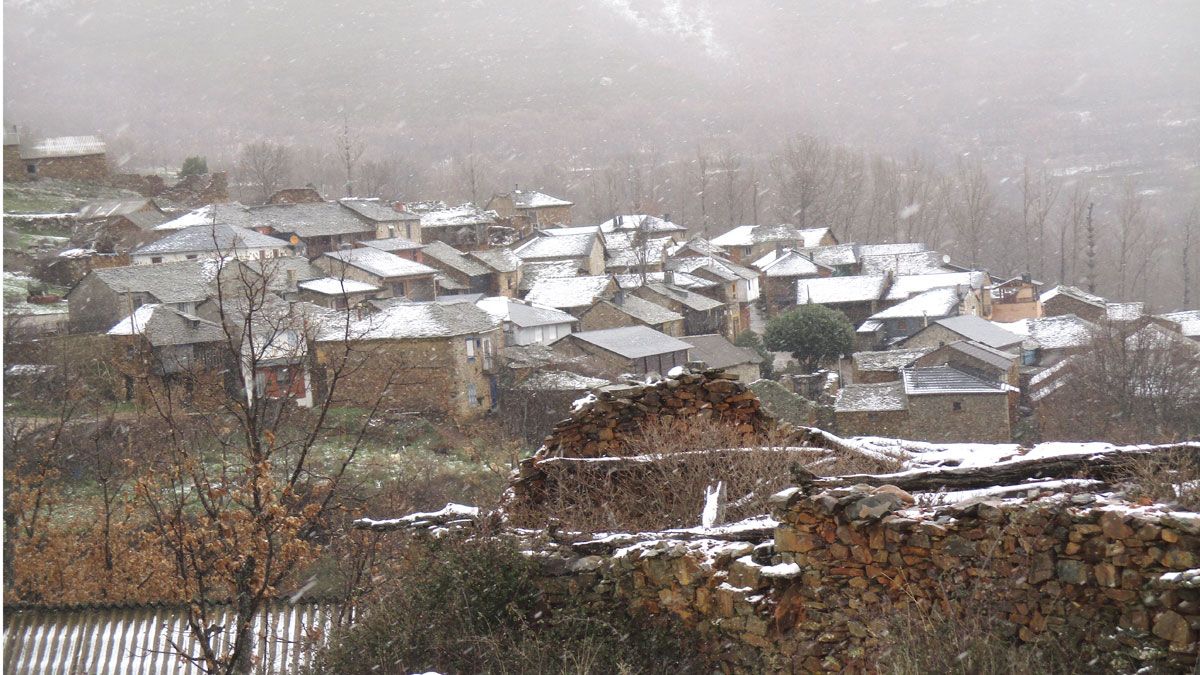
6;0;1198;188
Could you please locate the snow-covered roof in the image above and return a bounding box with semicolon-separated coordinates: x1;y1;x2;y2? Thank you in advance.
760;250;824;278
77;199;156;220
298;278;380;295
514;232;598;260
1040;285;1106;308
154;203;256;231
603;232;673;270
509;190;573;209
516;370;608;391
421;240;492;277
683;333;763;369
133;224;289;257
871;288;962;320
938;340;1019;371
641;282;724;312
565;325;692;359
324;301;499;341
932;315;1024;349
665;256;745;282
476;296;577;328
796;275;887;305
21;135;105;159
852;347;933;372
359;237;423;252
322;247;437;279
248;202;378;238
710;225;758;247
418;203;498;228
1106;301;1145;322
885;271;985;301
667;237;726;257
338;198;417;222
710;224;829;248
604;295;684;326
525;275;613;310
470;248;522;273
81;260;215;304
902;365;1014;395
518;260;585;290
835;381;907;412
860;251;951;276
799;244;860;268
544;226;601;236
108;304;224;347
1158;310;1200;338
994;314;1098;350
599;214;686;234
857;242;927;256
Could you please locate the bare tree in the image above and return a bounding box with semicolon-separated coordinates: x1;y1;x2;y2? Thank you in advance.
334;115;366;198
237;141;293;204
1058;181;1090;285
1084;202;1097;293
695;145;712;235
357;158;415;200
771;134;832;229
1020;162;1060;279
1184;204;1197;308
715;146;744;228
1115;179;1146;299
948;156;994;269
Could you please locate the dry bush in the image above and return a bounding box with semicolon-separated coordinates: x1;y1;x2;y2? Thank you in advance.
1118;449;1200;510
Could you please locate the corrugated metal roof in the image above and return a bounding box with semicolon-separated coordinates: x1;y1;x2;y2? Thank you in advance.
21;135;106;159
3;599;343;674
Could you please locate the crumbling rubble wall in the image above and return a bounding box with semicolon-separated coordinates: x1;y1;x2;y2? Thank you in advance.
535;486;1200;673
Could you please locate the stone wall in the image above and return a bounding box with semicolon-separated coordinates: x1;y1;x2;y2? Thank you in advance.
534;485;1200;673
907;391;1012;443
30;155;110;182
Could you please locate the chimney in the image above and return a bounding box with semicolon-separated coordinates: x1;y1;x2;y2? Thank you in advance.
393;202;406;213
613;289;625;306
1021;272;1032;283
664;269;675;285
286;269;297;288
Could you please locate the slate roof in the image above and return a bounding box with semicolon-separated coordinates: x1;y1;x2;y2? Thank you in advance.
81;260;214;304
835;381;907;412
902;365;1013;395
1158;310;1200;338
77;199;157;220
509;190;573;209
519;260;585;291
418;203;497;228
327;301;500;341
516;370;608;391
322;247;437;279
671;256;759;282
796;275;887;305
21;135;106;159
642;282;724;312
870;288;961;320
667;238;726;257
600;214;686;234
1106;302;1145;321
797;244;860;268
761;250;824;278
605;294;685;326
932;315;1024;349
860;251;952;276
852;347;933;372
420;240;492;277
525;275;613;310
885;271;985;301
857;243;927;256
248;202;377;238
940;340;1019;371
226;256;325;292
470;247;522;273
604;233;672;269
339;198;418;222
565;325;692;359
994;314;1099;350
359;237;424;253
711;224;827;248
108;304;225;347
298;278;380;295
132;224;289;257
1040;284;1106;308
154;202;256;231
476;297;577;328
683;333;763;369
514;232;598;261
115;210;169;231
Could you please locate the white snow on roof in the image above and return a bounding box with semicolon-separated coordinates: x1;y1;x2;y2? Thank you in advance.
298;278;380;295
994;314;1098;350
323;247;436;278
511;190;573;208
761;250;822;277
1158;310;1200;338
514;233;596;260
419;204;497;228
599;214;685;233
107;304;159;335
326;301;499;341
796;275;887;305
154;203;253;231
886;271;984;301
710;225;757;247
22;135;106;159
525;275;612;309
476;296;577;327
1040;284;1106;307
835;381;908;412
1106;301;1145;321
516;370;609;391
567;325;692;359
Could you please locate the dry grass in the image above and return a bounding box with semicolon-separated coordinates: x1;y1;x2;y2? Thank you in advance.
1117;448;1200;510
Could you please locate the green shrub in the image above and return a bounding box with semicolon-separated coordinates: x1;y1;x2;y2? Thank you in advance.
311;534;712;674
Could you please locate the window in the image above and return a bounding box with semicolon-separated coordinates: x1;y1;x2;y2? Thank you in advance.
743;246;753;256
467;382;478;406
185;254;198;260
26;163;36;175
151;256;163;264
897;319;908;331
465;337;476;361
952;401;963;412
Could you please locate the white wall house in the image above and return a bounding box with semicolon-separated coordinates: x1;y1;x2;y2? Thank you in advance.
131;224;292;265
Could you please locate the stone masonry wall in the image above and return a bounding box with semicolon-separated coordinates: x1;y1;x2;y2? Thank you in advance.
535;485;1200;673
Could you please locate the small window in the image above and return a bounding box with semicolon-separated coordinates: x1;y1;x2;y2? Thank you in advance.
185;254;198;260
743;246;753;256
151;256;163;264
952;401;963;412
467;382;478;406
26;163;36;175
465;337;476;360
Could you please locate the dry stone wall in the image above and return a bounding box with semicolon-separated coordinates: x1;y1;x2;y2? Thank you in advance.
535;486;1200;673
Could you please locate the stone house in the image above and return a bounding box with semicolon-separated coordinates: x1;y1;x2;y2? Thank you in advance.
524;275;618;317
858;250;955;277
912;340;1021;392
834;381;910;438
315;301;502;419
551;325;692;378
18;135;109;181
603;231;675;275
476;296;577;346
470;248;523;297
514;231;607;276
316;248;437;301
1040;285;1108;323
486;189;573;233
1157;310;1200;342
900;315;1024;353
901;365;1015;443
991;314;1099;367
710;224;835;263
107;303;229;405
682;333;763;383
794;275;889;326
859;287;972;350
91;211;170;253
599;214;687;238
578;292;686;336
215;257;326;303
249;202;378;258
985;276;1042;322
297;277;381;309
632;282;727;337
758;250;833;316
847;347;934;384
419;241;494;294
667;237;728;260
414;203;505;250
66;260;214;334
667;257;760;336
77;199;165;222
339;198;422;241
3;126;24;182
130;223;293;265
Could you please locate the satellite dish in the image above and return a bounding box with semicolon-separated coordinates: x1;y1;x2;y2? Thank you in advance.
942;254;951;264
